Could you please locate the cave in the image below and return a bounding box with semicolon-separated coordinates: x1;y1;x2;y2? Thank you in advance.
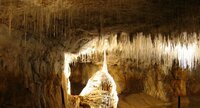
1;0;200;108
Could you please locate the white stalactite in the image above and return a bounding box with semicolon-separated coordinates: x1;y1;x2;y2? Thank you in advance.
64;32;200;107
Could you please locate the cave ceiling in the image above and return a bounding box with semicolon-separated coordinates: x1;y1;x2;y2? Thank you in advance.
0;0;200;36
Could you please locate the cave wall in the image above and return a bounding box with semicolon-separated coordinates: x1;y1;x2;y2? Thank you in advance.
1;21;200;107
0;24;71;108
70;60;200;102
1;0;200;107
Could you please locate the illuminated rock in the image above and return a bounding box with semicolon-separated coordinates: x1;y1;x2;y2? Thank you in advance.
80;51;118;108
171;61;188;96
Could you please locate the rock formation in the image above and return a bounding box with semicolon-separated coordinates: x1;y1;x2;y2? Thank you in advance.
1;0;200;108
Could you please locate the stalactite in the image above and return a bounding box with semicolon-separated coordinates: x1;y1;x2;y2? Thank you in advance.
67;8;71;38
39;7;43;43
8;7;12;37
72;32;200;74
53;5;56;38
23;10;27;47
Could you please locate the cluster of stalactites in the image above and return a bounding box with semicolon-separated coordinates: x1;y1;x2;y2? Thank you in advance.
64;32;200;107
114;32;200;70
1;0;72;40
73;32;200;72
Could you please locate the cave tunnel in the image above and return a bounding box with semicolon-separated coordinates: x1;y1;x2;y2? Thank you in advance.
1;0;200;108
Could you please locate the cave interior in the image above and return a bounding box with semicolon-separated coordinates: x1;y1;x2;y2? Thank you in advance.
1;0;200;108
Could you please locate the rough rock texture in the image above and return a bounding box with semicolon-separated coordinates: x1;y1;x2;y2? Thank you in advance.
0;24;67;108
187;65;200;96
144;64;168;101
118;93;168;108
1;24;200;108
0;24;95;108
70;58;200;104
1;1;200;108
1;0;200;36
170;61;188;97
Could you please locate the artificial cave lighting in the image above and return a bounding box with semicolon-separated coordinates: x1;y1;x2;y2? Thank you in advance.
64;35;198;107
64;32;200;107
121;33;198;70
64;39;118;107
2;0;200;108
67;32;200;70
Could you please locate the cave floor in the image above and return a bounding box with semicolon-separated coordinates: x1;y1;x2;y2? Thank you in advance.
118;93;200;108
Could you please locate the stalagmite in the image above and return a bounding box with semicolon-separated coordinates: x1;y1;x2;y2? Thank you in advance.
80;49;118;108
1;1;200;108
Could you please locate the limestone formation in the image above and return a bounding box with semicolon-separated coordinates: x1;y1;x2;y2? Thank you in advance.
1;0;200;108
